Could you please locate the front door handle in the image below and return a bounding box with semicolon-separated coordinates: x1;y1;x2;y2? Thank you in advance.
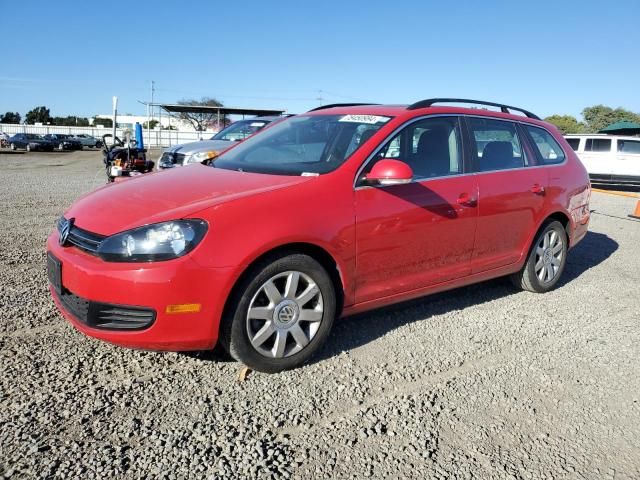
457;193;477;207
531;184;546;195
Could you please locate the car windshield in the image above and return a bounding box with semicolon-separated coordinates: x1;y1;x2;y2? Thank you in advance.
211;119;270;142
26;134;40;140
213;114;392;175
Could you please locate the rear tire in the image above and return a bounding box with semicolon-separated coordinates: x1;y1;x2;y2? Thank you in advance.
10;143;16;151
219;253;336;373
511;220;567;293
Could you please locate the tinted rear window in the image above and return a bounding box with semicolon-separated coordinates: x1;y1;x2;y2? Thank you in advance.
585;138;612;152
525;126;565;165
565;138;580;151
618;140;640;154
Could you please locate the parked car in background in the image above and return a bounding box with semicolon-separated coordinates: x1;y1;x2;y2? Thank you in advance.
0;132;10;148
158;116;282;169
43;134;83;151
71;134;103;148
9;133;54;152
564;134;640;187
47;98;590;373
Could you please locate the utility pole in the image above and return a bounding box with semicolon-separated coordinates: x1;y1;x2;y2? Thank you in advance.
112;96;118;144
147;80;155;145
316;89;324;107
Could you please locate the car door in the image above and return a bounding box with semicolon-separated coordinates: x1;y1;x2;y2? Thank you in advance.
465;117;548;273
354;116;478;304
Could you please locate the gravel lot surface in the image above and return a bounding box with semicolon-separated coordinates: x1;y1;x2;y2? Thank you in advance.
1;150;639;479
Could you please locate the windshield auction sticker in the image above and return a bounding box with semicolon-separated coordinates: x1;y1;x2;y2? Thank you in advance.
339;115;390;124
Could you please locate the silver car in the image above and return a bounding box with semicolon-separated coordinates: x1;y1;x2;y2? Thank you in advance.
158;116;282;170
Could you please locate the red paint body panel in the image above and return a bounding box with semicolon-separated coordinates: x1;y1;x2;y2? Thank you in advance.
354;176;478;303
472;168;547;273
65;165;311;236
47;105;590;352
46;233;235;350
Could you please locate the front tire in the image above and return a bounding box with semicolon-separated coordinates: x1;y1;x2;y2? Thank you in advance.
220;254;336;373
10;143;16;151
26;144;31;152
511;220;568;293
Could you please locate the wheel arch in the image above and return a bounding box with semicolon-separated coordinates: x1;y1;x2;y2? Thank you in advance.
521;210;572;264
221;242;346;325
543;211;572;244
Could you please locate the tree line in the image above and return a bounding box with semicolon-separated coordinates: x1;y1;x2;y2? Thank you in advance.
1;97;225;130
1;106;97;127
545;105;640;134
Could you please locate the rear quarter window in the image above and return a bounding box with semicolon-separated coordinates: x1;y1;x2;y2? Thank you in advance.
524;125;565;165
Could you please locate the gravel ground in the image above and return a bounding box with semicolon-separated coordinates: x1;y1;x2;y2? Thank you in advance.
1;150;639;479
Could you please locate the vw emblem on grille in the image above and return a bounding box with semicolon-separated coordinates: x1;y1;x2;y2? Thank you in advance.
279;305;296;322
59;217;74;246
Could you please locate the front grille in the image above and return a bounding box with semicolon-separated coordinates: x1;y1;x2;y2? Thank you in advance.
55;288;156;330
57;217;105;254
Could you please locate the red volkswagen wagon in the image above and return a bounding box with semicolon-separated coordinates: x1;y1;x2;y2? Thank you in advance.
47;99;591;372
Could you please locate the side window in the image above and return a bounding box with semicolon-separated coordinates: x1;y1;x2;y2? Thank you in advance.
565;138;581;151
585;138;612;152
525;125;566;165
618;140;640;154
467;117;526;172
377;135;400;159
367;116;462;179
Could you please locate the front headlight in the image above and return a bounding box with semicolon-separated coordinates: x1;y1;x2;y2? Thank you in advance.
97;220;208;262
186;151;219;164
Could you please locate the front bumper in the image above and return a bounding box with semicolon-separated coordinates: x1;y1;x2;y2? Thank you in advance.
46;231;236;351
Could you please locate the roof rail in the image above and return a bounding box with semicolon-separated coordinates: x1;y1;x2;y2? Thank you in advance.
308;103;379;112
407;98;540;120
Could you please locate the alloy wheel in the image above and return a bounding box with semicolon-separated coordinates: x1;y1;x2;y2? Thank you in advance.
535;230;564;283
246;271;324;358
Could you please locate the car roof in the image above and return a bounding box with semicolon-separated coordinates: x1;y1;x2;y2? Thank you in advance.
304;104;551;128
230;115;282;123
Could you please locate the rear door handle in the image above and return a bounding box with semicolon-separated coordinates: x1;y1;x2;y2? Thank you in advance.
457;193;477;207
531;184;545;195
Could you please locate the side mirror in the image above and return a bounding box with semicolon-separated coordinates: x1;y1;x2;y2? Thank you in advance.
365;159;413;186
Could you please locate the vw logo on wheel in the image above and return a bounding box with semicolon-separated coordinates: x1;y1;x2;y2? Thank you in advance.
279;305;296;323
59;218;74;246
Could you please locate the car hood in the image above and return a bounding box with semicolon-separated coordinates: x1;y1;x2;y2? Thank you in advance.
163;139;235;156
65;164;311;235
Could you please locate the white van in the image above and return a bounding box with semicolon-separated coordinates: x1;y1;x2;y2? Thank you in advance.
564;134;640;186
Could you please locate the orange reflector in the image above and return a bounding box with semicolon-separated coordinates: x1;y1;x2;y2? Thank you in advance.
165;303;202;314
